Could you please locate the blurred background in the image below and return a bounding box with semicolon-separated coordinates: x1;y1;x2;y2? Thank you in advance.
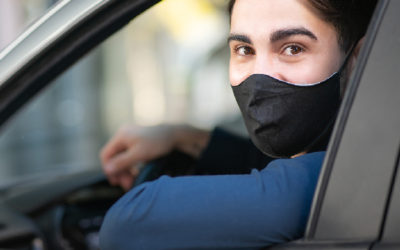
0;0;244;184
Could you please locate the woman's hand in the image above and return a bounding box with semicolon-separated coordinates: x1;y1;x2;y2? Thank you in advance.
100;124;210;191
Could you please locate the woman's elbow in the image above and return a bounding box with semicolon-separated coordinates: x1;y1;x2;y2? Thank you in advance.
99;184;155;249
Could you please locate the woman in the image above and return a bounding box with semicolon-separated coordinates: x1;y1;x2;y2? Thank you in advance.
100;0;377;249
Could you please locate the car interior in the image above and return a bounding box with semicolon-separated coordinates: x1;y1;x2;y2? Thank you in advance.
0;0;399;249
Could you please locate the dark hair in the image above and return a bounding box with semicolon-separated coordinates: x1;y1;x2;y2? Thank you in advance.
228;0;378;52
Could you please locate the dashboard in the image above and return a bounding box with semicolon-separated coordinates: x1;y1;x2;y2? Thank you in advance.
0;170;123;250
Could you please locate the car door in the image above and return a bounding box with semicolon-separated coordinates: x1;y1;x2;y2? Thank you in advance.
372;156;400;250
268;0;400;249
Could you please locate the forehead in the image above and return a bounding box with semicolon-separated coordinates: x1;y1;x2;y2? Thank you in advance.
230;0;336;38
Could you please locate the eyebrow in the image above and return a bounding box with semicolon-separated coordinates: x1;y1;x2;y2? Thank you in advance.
270;27;318;42
227;34;252;44
228;27;318;45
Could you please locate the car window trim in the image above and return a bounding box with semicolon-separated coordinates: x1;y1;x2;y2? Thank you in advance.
0;0;160;129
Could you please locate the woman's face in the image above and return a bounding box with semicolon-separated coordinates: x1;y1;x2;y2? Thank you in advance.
229;0;345;86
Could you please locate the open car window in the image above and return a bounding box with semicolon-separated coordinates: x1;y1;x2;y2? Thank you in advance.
0;0;239;185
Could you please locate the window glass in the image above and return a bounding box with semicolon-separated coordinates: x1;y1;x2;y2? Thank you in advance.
0;0;241;184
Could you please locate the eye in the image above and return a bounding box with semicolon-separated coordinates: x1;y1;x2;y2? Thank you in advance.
282;45;304;56
235;46;255;56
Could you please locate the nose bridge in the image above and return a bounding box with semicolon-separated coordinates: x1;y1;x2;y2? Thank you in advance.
253;53;274;76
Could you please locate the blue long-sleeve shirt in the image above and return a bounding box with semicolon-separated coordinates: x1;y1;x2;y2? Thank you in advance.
99;151;325;249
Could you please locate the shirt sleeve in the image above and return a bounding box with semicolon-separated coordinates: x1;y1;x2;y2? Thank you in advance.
195;127;274;175
99;152;325;250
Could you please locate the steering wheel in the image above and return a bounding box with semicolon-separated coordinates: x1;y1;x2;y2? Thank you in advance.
133;150;196;188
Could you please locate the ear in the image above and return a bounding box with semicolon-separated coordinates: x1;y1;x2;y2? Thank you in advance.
349;37;365;71
340;37;366;96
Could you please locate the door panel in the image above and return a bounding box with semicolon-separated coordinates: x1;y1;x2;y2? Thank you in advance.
308;0;400;241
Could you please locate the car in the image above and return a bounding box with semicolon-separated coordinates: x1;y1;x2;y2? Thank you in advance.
0;0;399;249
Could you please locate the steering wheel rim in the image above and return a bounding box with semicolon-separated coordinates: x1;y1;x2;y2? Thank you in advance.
133;150;196;188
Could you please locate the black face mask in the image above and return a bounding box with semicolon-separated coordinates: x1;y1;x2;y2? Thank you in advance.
232;72;342;158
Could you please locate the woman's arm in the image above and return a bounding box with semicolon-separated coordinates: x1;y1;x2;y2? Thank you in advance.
100;152;325;250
